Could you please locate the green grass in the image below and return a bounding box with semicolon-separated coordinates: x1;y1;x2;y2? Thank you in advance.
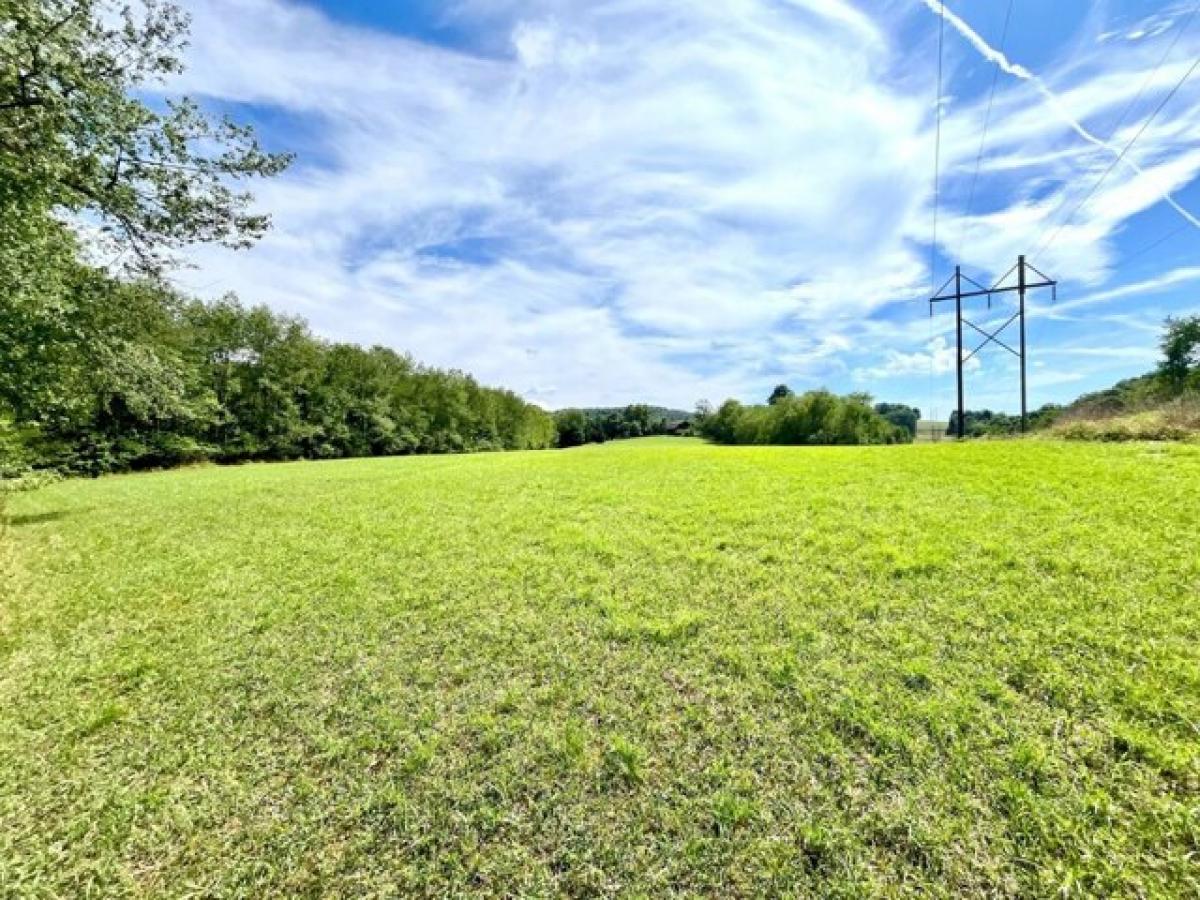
914;420;949;443
2;438;1199;897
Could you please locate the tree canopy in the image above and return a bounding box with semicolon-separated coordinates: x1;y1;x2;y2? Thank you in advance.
553;405;689;447
695;390;909;446
3;282;557;476
1160;315;1200;387
874;403;920;438
767;384;794;405
1;0;291;274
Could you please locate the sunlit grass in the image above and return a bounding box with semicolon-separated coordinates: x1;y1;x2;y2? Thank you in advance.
2;438;1198;896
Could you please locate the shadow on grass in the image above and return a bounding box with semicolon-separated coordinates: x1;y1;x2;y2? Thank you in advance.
6;510;74;528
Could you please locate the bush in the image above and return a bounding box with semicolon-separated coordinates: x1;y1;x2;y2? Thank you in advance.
874;403;920;438
696;391;908;446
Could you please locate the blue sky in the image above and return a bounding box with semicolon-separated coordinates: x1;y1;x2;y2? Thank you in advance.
166;0;1200;415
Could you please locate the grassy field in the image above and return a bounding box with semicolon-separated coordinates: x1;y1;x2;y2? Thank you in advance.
2;438;1198;897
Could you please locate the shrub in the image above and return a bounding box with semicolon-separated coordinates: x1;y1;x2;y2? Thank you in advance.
697;391;907;446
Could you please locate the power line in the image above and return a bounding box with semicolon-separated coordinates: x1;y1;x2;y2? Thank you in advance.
1121;221;1191;266
958;0;1013;260
1026;8;1196;257
1105;3;1199;141
1030;3;1200;261
930;0;946;292
1032;49;1200;262
927;0;946;431
928;0;1200;240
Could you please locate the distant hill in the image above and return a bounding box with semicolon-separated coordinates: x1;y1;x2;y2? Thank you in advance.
1055;373;1160;420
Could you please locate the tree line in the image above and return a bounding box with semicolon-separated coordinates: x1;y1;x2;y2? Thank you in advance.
2;280;557;476
946;405;1062;438
554;406;690;447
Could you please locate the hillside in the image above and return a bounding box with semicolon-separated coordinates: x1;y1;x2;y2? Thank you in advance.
1045;328;1199;441
949;316;1200;440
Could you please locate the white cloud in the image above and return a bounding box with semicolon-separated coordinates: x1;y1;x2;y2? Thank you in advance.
161;0;1200;409
852;335;981;381
919;0;1200;235
1034;265;1200;316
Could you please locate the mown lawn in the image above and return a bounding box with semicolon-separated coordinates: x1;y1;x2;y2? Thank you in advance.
2;438;1198;897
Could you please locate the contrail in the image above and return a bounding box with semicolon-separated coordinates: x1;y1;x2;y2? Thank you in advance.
921;0;1200;232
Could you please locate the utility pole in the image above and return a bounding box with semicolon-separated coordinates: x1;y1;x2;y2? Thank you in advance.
929;256;1056;439
954;266;964;439
1018;254;1028;433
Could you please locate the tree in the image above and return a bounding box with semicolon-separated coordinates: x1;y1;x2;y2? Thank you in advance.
554;410;590;448
1159;315;1200;386
0;0;291;274
767;384;794;405
696;391;906;446
0;0;293;476
874;403;920;438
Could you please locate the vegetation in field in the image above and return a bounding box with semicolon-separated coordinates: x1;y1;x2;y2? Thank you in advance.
695;388;912;445
1046;316;1199;441
1050;397;1200;442
3;439;1199;896
872;403;922;438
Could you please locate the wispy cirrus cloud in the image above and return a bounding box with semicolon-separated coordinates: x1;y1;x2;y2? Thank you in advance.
165;0;1200;411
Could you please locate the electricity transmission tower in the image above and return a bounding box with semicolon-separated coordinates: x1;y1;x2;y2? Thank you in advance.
929;255;1057;438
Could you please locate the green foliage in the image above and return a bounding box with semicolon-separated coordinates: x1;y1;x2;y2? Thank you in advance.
0;0;290;274
602;735;646;786
1;283;556;474
874;402;921;438
1052;398;1200;442
697;390;909;445
1063;374;1168;420
947;404;1063;438
3;439;1199;894
1044;317;1200;441
0;0;322;476
0;1;554;478
767;383;793;405
553;408;595;448
1158;314;1200;388
553;404;687;447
